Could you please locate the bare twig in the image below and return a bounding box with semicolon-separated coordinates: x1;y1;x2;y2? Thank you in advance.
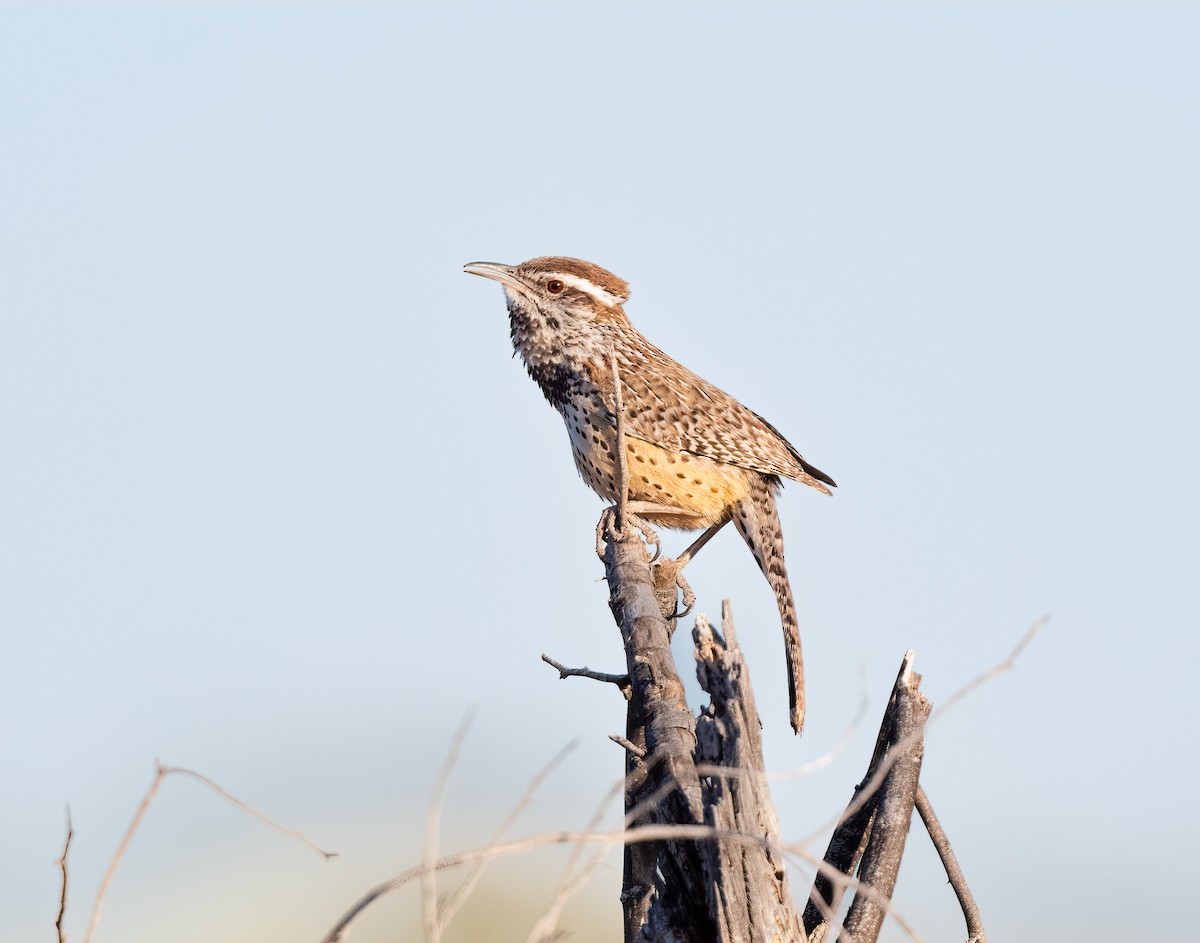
438;740;578;929
84;765;167;943
930;615;1048;721
609;733;646;758
56;807;72;943
160;765;336;859
423;711;474;943
915;786;986;943
802;652;917;855
525;778;626;943
319;818;916;943
803;619;1045;857
610;347;630;534
85;762;333;943
766;670;869;783
541;653;630;696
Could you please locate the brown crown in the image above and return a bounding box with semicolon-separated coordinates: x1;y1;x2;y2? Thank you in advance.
516;256;630;304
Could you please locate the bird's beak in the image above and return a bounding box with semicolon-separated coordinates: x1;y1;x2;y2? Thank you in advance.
463;261;523;293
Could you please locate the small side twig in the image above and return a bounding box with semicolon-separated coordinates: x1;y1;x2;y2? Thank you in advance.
161;765;336;859
541;653;631;696
609;733;647;758
85;766;167;943
525;777;626;943
423;711;474;943
931;615;1047;721
321;815;923;943
85;762;334;943
439;740;578;929
915;785;987;943
323;821;772;943
56;807;72;943
610;346;630;534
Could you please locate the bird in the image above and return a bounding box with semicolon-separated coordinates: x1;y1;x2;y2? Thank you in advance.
464;256;835;733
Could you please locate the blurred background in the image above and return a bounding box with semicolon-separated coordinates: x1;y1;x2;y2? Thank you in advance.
2;3;1197;941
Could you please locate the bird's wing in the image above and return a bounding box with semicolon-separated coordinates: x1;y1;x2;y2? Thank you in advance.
605;330;835;491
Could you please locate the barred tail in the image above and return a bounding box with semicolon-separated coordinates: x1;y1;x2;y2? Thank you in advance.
732;478;806;734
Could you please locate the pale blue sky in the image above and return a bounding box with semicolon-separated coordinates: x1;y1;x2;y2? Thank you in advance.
2;4;1197;942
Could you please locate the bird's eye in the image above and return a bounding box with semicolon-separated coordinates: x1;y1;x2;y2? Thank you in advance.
546;279;565;294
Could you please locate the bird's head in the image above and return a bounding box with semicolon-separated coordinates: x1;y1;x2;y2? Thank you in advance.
463;256;630;328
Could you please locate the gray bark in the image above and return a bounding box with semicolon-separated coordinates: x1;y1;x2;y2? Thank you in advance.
601;525;803;942
600;526;979;943
839;664;930;942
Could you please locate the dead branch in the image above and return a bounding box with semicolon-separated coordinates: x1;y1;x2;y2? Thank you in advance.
915;786;986;943
840;659;931;943
610;733;648;757
56;807;72;943
601;518;712;941
803;653;915;938
600;495;816;942
316;794;945;943
541;653;631;696
693;603;803;941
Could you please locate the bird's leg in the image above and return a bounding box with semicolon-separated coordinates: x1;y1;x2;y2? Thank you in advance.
675;520;729;568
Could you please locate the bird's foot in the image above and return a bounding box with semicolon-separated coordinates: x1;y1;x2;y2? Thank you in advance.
650;556;697;623
596;506;660;561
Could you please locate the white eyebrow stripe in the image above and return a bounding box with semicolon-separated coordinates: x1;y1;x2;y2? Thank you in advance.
553;272;625;308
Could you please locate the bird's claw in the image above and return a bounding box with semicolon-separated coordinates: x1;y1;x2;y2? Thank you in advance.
596;507;661;561
669;569;697;620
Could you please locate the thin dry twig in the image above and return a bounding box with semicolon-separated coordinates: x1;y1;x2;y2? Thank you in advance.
84;761;333;943
525;777;626;943
767;674;869;783
84;765;168;943
540;653;630;695
56;807;72;943
609;733;646;758
686;682;870;793
423;711;474;943
800;652;918;852
319;818;916;943
915;785;986;943
930;615;1047;721
610;347;630;534
801;620;1045;855
160;765;336;859
438;740;579;929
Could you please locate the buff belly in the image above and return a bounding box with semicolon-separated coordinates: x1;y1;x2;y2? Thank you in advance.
562;409;752;529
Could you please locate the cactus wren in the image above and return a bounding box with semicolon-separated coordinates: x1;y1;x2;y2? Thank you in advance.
464;256;835;733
